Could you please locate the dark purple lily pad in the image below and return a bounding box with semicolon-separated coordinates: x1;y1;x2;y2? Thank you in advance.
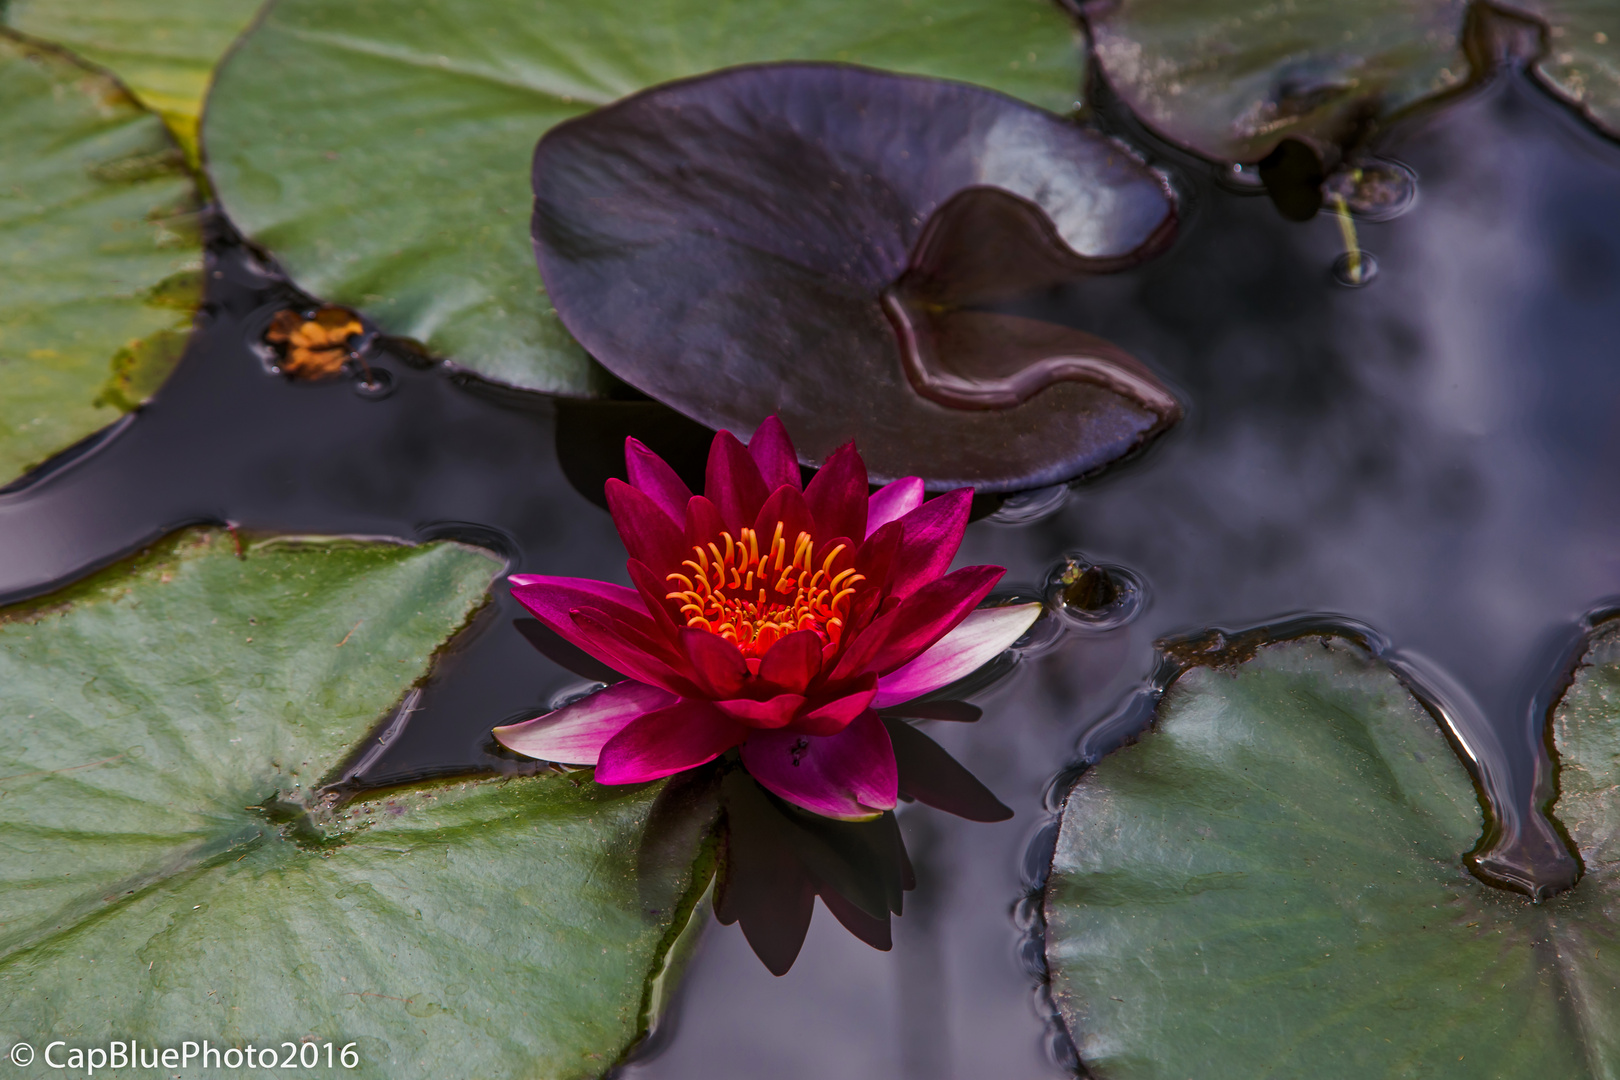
533;63;1181;491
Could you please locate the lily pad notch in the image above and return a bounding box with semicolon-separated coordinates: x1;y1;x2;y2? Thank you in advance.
1078;0;1620;222
533;62;1182;491
200;0;1084;398
0;527;716;1080
1040;621;1620;1080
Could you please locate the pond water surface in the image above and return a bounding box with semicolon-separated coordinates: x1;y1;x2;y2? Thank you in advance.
1;59;1617;1079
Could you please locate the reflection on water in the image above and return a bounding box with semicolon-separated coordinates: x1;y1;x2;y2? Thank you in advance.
0;61;1616;1079
988;69;1620;889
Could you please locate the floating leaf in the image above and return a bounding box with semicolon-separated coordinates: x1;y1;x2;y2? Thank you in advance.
3;0;263;165
1043;633;1620;1078
0;34;202;487
1085;0;1472;164
0;529;712;1078
202;0;1083;397
264;305;365;380
1496;0;1620;138
535;64;1179;489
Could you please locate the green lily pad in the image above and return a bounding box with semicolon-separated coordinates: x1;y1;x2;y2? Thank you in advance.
1044;633;1620;1079
1085;0;1471;163
1496;1;1620;138
3;0;264;165
0;33;202;486
201;0;1084;397
0;528;712;1078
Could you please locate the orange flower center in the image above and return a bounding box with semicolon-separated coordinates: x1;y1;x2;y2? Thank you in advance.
664;522;865;657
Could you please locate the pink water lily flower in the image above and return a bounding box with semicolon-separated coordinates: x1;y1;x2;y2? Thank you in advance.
495;417;1039;820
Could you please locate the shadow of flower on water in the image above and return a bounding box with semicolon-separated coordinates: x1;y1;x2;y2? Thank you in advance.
636;700;1012;976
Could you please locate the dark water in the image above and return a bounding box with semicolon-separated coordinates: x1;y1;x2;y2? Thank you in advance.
3;61;1619;1078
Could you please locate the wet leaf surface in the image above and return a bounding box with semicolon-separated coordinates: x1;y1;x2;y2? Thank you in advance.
1497;0;1620;137
1044;634;1620;1079
0;528;712;1078
0;34;202;487
1085;0;1472;164
203;0;1082;398
535;64;1179;489
3;0;263;165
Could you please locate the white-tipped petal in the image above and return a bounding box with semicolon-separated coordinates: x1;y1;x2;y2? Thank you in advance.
492;681;676;764
872;602;1041;707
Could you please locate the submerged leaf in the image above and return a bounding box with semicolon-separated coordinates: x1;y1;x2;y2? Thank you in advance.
1043;633;1620;1079
0;529;711;1078
1085;0;1472;164
535;64;1179;490
203;0;1083;397
0;33;202;486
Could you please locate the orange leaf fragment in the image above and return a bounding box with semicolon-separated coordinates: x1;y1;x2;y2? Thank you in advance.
264;306;363;380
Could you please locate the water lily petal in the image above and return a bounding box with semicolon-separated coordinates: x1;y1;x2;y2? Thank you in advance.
748;415;801;492
625;436;693;524
716;693;807;728
867;477;925;537
848;520;903;634
758;629;823;693
605;478;687;570
751;484;815;556
509;575;647;615
626;558;683;638
570;609;703;697
886;488;973;600
794;677;880;737
804;442;868;542
509;575;652;662
596;699;748;783
831;565;1004;680
872;602;1041;707
684;494;726;549
492;681;676;764
680;626;750;698
741;710;897;820
707;429;771;533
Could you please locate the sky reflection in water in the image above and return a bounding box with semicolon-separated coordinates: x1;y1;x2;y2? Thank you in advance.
625;72;1620;1079
0;64;1614;1080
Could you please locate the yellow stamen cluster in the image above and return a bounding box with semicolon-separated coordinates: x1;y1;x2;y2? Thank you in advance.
664;522;865;657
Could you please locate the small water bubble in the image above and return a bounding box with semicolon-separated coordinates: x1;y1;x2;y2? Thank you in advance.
1043;1022;1081;1073
548;681;607;712
1012;893;1044;931
987;484;1069;526
1018;935;1049;978
1044;553;1147;630
1331;250;1379;288
1221;160;1267;191
1327;158;1418;222
1022;820;1061;890
351;365;396;400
